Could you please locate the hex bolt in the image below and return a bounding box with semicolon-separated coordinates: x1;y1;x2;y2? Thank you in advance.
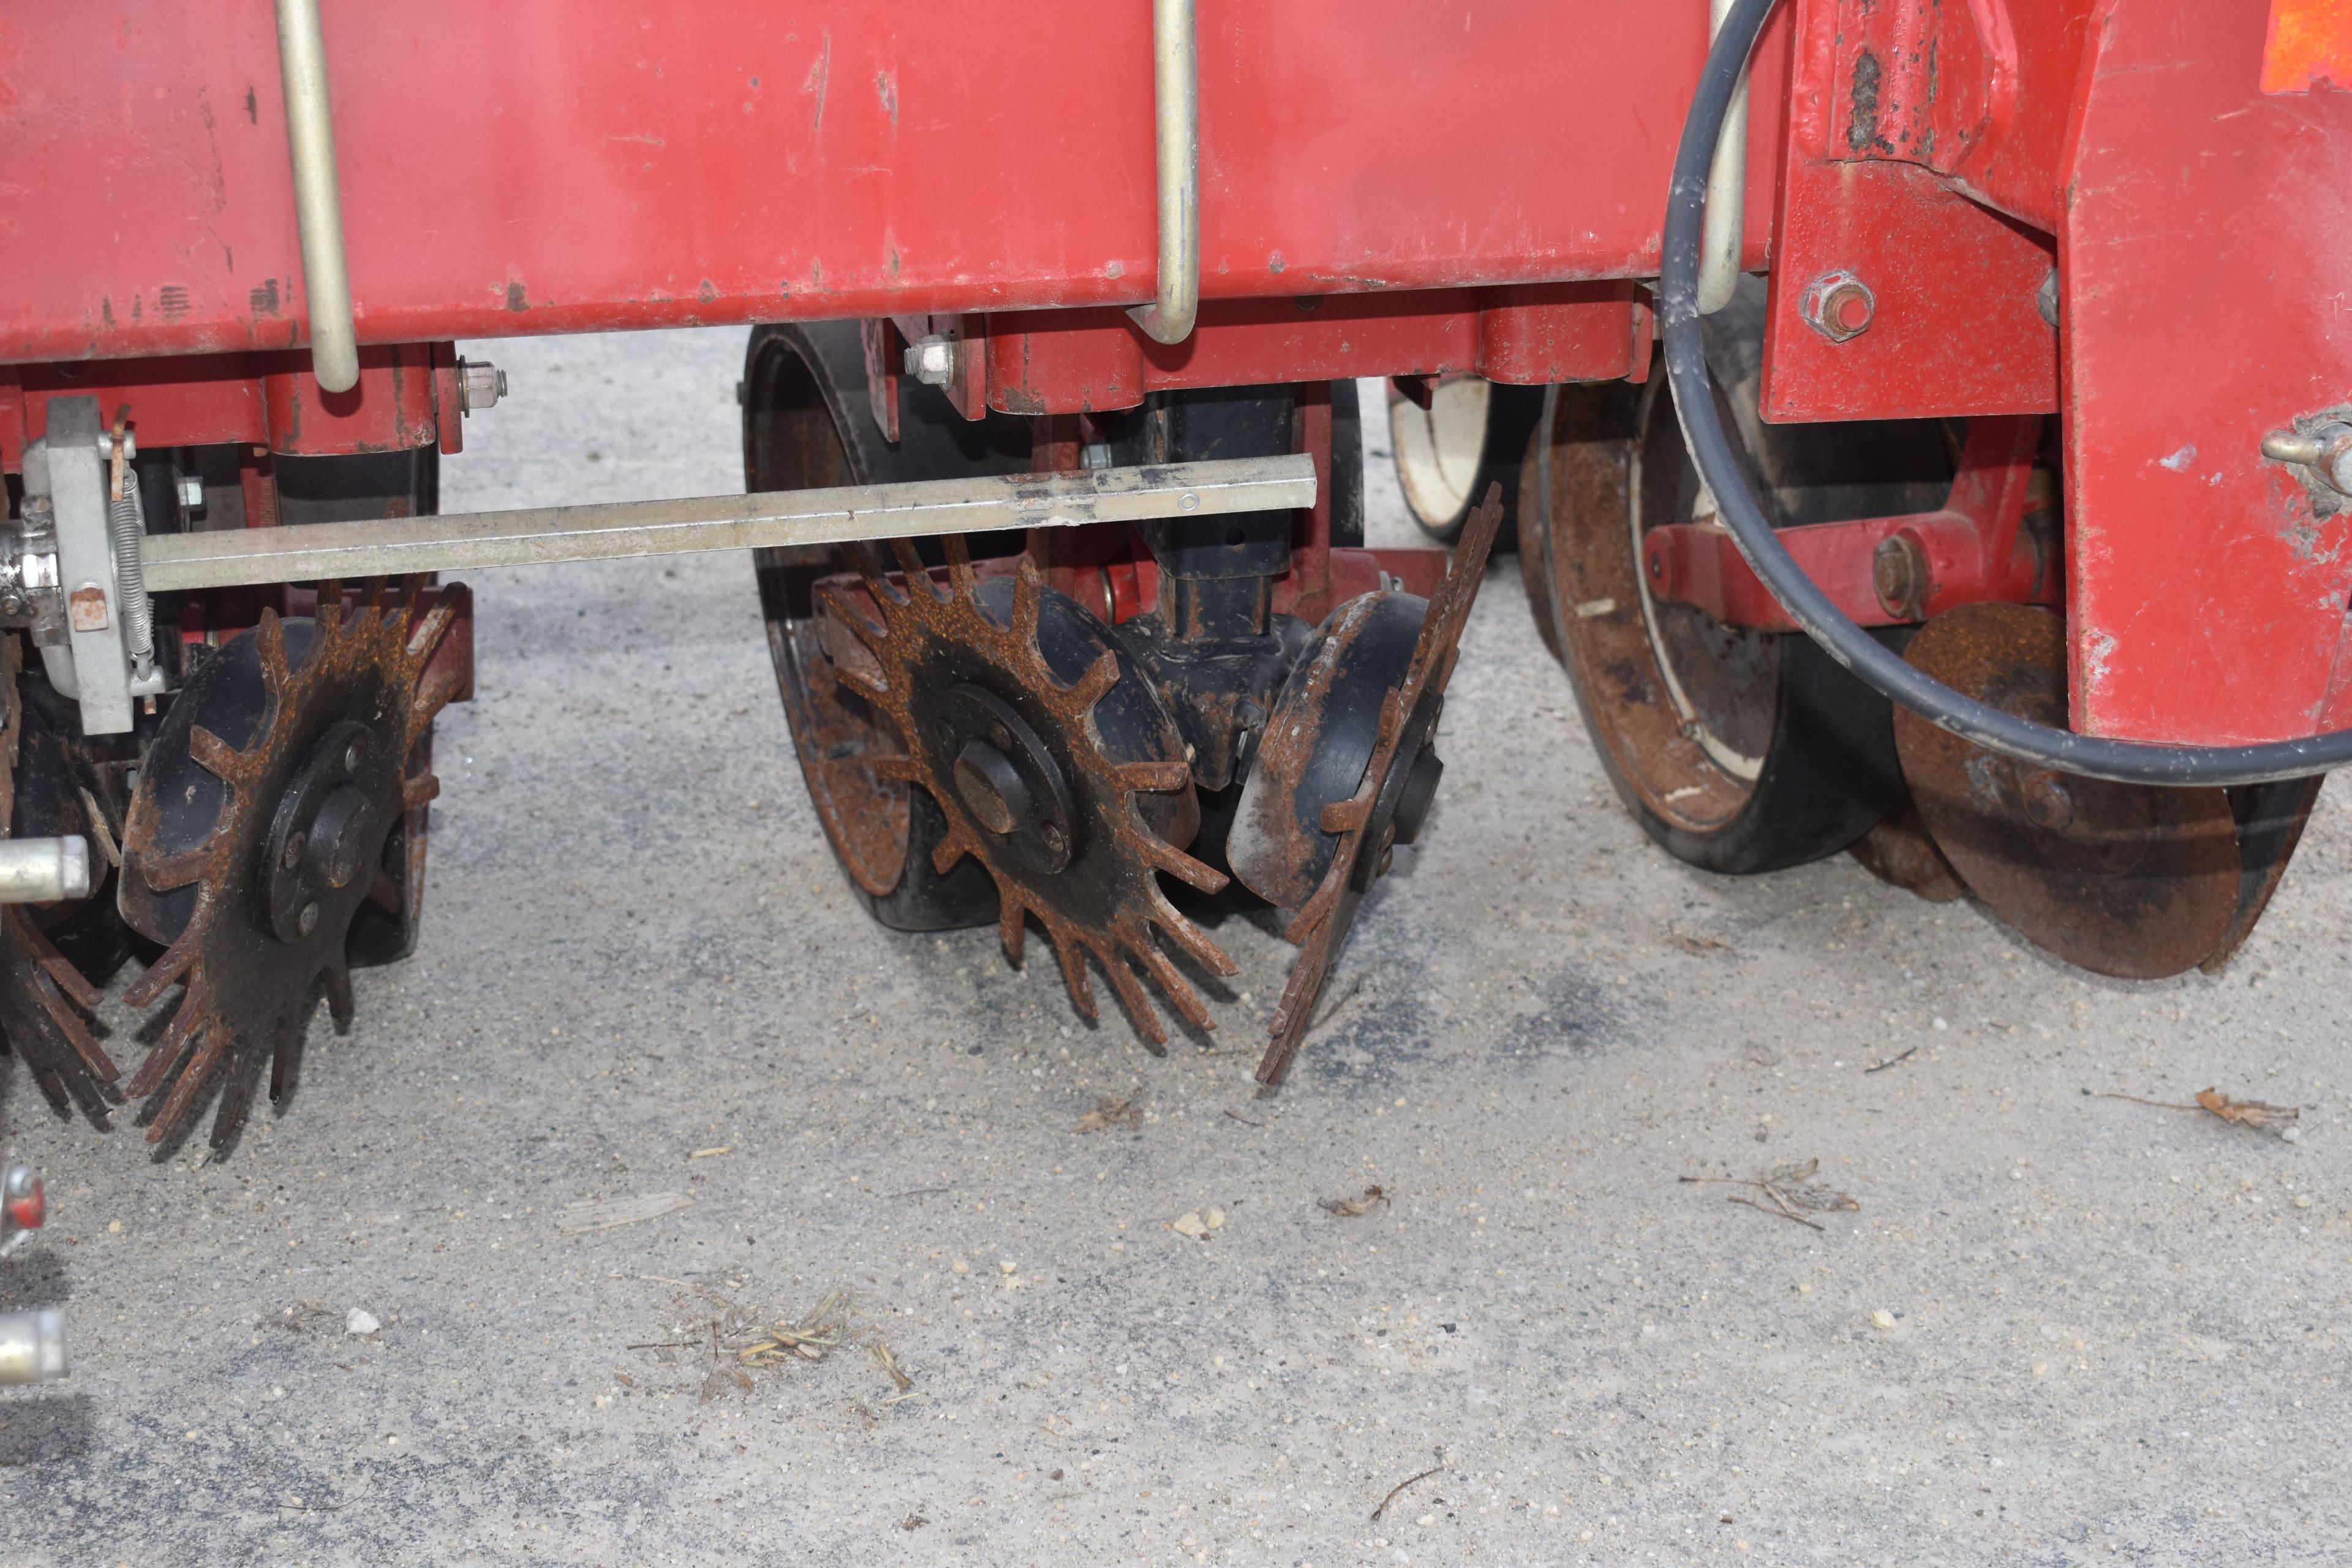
297;900;320;937
1800;270;1875;344
458;359;507;415
282;831;307;870
2035;268;2060;330
1872;533;1930;620
903;335;958;387
2019;771;2076;831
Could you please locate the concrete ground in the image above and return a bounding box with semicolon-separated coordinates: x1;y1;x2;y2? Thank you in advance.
2;331;2346;1568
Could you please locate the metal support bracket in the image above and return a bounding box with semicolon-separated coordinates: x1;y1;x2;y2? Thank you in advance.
27;398;165;736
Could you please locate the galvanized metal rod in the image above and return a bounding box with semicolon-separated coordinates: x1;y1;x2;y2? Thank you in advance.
1128;0;1199;345
0;1310;66;1385
140;455;1314;594
1696;0;1751;316
274;0;359;393
0;839;92;905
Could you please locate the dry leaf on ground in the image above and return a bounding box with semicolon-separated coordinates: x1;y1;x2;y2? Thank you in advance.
2095;1087;2301;1138
1318;1185;1390;1218
1074;1096;1142;1134
558;1192;695;1235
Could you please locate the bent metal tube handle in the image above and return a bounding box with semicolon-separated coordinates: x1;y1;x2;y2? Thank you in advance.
274;0;359;393
1128;0;1199;345
1697;0;1751;315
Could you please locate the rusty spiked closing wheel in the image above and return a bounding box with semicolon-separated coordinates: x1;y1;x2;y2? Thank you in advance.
117;579;468;1153
1232;485;1507;1085
745;320;1038;932
815;537;1232;1045
0;633;124;1123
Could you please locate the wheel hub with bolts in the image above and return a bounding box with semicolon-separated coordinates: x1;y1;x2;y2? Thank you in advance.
942;682;1076;875
264;720;396;946
813;539;1232;1047
117;582;467;1153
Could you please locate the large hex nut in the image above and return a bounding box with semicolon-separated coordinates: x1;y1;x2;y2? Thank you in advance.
1799;270;1875;344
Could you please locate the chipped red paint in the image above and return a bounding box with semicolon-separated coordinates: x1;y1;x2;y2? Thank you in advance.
984;285;1652;416
2060;0;2352;743
0;344;444;469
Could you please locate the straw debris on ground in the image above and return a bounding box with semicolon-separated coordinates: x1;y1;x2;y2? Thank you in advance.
1680;1158;1858;1231
1074;1096;1142;1133
2094;1087;2301;1137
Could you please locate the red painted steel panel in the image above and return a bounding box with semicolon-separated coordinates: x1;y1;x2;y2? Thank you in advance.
983;286;1651;416
1761;0;2060;422
2061;0;2352;744
0;4;1790;366
1;344;442;467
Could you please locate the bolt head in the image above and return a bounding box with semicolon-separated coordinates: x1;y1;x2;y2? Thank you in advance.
298;901;320;937
903;337;957;386
2019;771;2076;831
458;360;505;414
1800;271;1875;344
1872;534;1929;619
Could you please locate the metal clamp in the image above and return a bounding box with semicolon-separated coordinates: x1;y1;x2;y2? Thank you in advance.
16;398;166;735
274;0;359;393
1128;0;1199;345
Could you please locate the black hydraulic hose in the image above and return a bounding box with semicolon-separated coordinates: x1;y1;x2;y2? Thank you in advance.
1661;0;2352;785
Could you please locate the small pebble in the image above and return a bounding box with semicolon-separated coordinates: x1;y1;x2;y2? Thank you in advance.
345;1309;380;1336
998;1260;1016;1274
1204;1208;1225;1230
1171;1212;1208;1239
951;1260;970;1274
1870;1310;1896;1330
107;1221;123;1235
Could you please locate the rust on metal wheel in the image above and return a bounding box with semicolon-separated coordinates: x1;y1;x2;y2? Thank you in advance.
1893;603;2248;979
1540;375;1778;835
815;538;1232;1046
117;580;468;1152
1243;489;1506;1087
0;634;122;1124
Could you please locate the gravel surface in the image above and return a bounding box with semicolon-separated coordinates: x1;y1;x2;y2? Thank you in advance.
1;331;2346;1567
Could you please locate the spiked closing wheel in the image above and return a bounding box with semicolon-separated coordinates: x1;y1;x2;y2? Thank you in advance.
1244;486;1506;1088
0;632;123;1122
815;539;1232;1047
118;581;467;1153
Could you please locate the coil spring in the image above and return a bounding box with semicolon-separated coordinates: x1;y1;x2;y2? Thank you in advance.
107;483;154;677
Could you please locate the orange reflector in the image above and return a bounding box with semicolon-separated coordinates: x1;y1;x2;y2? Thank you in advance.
2264;0;2352;92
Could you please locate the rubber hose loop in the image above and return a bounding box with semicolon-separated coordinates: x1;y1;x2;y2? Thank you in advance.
1661;0;2352;785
